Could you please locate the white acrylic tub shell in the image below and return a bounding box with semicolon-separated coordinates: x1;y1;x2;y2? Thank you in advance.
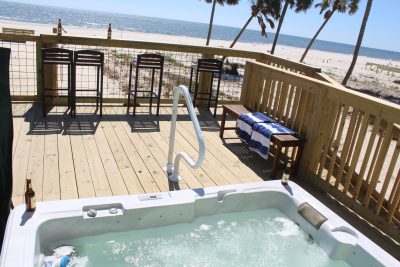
0;181;398;266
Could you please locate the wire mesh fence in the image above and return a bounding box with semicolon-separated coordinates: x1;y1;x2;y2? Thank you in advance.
0;39;37;96
60;43;248;101
0;33;253;101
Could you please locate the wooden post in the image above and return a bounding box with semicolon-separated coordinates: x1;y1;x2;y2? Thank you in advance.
297;84;331;179
36;36;43;99
240;61;253;106
197;53;213;107
41;36;58;105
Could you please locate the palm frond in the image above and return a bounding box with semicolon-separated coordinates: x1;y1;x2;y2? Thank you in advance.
248;0;281;37
348;0;360;14
294;0;314;13
203;0;240;6
265;17;275;29
257;15;267;36
324;9;332;19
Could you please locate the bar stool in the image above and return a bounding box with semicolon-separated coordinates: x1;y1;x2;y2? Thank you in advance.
72;50;104;117
127;54;164;116
189;58;223;116
41;48;73;117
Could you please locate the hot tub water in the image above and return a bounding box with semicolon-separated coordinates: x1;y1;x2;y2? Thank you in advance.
42;209;349;267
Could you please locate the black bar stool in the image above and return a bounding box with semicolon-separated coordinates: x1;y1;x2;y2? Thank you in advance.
72;50;104;117
189;58;223;117
41;48;73;117
127;54;164;116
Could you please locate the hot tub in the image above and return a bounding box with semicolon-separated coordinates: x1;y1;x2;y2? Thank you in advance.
0;181;398;266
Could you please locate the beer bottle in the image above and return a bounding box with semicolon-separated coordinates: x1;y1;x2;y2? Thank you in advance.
107;23;112;40
281;163;291;185
25;178;36;212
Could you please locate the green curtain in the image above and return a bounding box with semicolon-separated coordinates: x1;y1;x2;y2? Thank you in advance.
0;47;13;252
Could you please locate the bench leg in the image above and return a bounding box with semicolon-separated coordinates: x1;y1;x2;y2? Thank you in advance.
292;143;304;177
219;107;227;138
271;144;282;179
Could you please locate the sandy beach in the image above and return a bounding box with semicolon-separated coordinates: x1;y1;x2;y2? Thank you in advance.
1;19;400;102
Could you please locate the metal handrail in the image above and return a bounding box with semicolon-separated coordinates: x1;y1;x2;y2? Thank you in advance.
164;85;205;182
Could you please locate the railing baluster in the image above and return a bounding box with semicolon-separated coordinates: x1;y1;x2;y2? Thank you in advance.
375;137;400;214
334;108;359;188
363;123;393;207
289;87;301;130
353;118;380;201
343;112;370;194
326;104;349;183
260;76;272;113
387;169;400;223
315;102;340;175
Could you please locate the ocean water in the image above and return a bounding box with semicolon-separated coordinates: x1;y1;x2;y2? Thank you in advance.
42;209;350;267
1;1;400;61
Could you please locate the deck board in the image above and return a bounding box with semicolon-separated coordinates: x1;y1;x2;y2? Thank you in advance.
58;113;79;200
80;112;113;197
11;103;273;205
26;108;45;203
42;107;61;201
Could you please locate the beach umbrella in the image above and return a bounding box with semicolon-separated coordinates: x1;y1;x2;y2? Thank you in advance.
270;0;313;55
342;0;373;85
300;0;360;62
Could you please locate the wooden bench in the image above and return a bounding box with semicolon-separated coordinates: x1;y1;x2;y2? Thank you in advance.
219;104;305;179
2;27;35;35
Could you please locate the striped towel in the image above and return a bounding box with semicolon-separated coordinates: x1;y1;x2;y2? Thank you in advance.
236;112;275;144
249;123;295;159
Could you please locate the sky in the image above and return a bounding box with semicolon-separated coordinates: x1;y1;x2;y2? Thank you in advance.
7;0;400;52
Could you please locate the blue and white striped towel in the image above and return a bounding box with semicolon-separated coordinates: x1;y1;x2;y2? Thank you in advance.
249;123;295;159
236;112;275;144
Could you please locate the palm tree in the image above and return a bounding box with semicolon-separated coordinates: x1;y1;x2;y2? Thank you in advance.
204;0;240;46
300;0;359;62
342;0;373;85
228;0;281;49
270;0;313;55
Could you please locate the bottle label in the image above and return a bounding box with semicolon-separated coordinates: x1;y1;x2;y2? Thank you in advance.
281;173;289;185
30;196;36;209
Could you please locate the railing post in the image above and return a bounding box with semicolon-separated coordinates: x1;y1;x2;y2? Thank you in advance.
40;35;59;105
36;35;43;99
240;61;253;106
197;53;213;107
298;85;331;178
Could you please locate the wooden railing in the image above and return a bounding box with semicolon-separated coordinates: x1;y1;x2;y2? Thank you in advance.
2;28;35;35
259;53;322;78
241;60;400;241
2;31;399;241
0;33;321;102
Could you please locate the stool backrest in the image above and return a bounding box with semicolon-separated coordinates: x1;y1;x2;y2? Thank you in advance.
197;58;222;73
136;54;164;69
74;50;104;66
42;48;73;64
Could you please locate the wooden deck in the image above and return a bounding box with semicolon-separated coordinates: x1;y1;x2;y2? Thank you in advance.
10;102;400;259
11;102;276;206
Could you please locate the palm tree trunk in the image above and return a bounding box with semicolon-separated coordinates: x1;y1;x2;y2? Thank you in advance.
221;15;254;62
300;10;335;63
206;0;217;46
271;1;289;55
229;15;254;48
342;0;373;85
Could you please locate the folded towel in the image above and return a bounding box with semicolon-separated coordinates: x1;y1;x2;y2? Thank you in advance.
236;112;275;144
249;123;295;159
